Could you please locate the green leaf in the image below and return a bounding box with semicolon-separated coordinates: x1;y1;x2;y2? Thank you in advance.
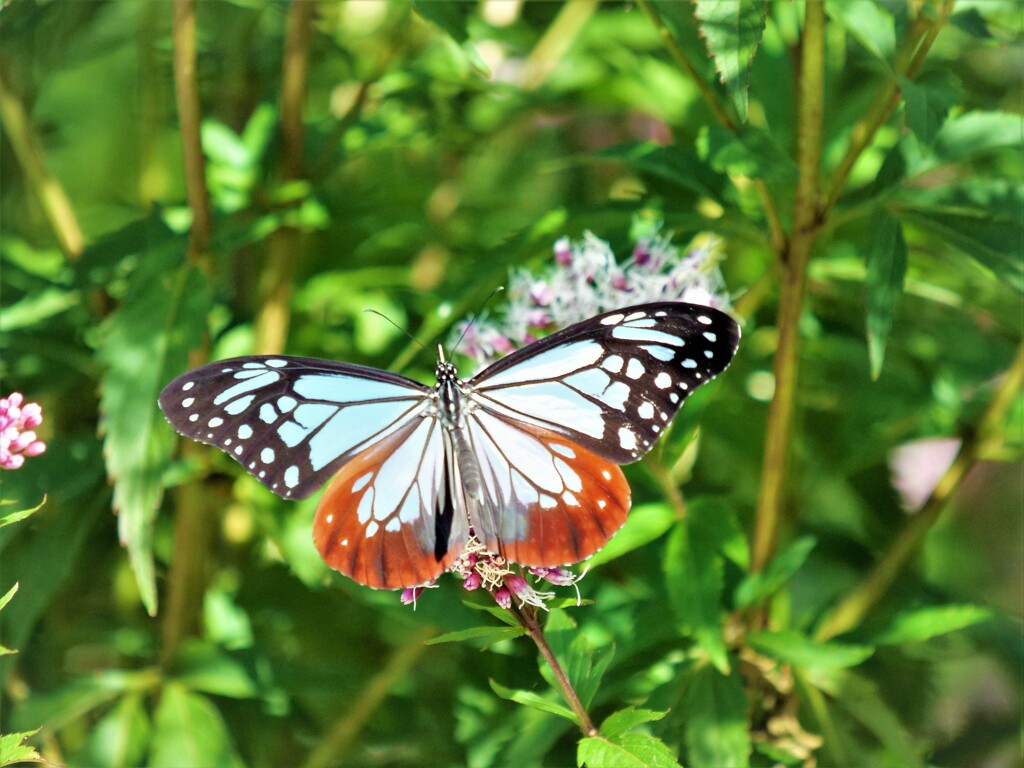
693;0;767;120
748;630;874;670
488;680;577;724
664;500;731;673
684;665;750;768
827;0;897;64
864;210;907;379
900;205;1023;292
701;125;799;183
874;604;994;645
818;671;923;767
578;733;681;768
0;583;18;656
174;641;257;699
594;143;725;200
950;8;992;38
932;110;1023;165
79;693;150;768
0;286;78;331
734;535;817;608
150;682;237;768
411;1;490;76
900;70;963;146
0;729;46;767
9;670;150;733
99;245;211;615
0;496;46;529
543;613;615;709
426;625;526;646
585;502;674;567
600;707;668;740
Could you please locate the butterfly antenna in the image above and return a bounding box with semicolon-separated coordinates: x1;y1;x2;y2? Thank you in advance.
362;309;428;353
451;286;505;358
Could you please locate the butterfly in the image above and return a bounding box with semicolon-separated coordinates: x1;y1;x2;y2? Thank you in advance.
159;301;740;589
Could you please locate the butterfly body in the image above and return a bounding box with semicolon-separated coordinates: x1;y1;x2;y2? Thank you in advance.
159;302;740;589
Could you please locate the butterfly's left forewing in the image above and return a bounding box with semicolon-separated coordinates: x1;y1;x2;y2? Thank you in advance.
158;356;431;499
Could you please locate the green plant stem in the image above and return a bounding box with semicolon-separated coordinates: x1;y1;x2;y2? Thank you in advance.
750;0;825;575
518;606;598;736
302;626;435;768
819;0;953;219
172;0;212;262
254;0;314;356
0;63;84;259
162;0;215;662
648;454;687;520
815;343;1024;641
521;0;599;90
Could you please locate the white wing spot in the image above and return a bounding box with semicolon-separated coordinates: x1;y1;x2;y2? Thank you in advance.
638;401;655;419
352;471;373;493
551;444;576;459
243;362;263;369
182;397;195;408
681;382;689;391
340;538;348;546
259;403;277;423
326;513;334;524
625;358;645;380
660;412;668;422
206;433;214;438
618;427;637;450
238;424;253;439
670;393;679;403
249;462;256;469
598;499;607;509
624;311;646;322
643;345;676;361
267;359;288;368
655;372;672;389
182;381;195;391
224;394;255;415
704;350;714;359
259;471;265;478
602;355;625;373
208;417;224;428
682;359;697;369
654;311;667;317
189;414;199;422
224;438;232;446
562;490;580;507
698;315;712;325
600;313;625;326
540;494;558;510
277;396;297;412
365;521;379;538
385;518;401;533
602;469;612;480
653;425;661;433
261;447;276;464
234;446;243;455
284;465;299;488
696;373;703;380
703;331;717;342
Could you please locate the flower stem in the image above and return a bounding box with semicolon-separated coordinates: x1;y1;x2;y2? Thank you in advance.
750;0;825;575
815;343;1024;641
518;606;598;736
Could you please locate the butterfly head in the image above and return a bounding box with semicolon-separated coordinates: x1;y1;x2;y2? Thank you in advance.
435;344;459;384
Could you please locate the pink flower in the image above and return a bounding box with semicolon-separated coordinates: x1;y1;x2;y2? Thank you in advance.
493;587;512;609
0;393;46;470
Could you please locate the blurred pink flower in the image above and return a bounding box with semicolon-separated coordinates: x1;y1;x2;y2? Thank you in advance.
0;392;46;470
889;437;961;511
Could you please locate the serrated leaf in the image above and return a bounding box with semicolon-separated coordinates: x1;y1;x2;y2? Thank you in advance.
150;682;237;768
900;70;963;146
748;630;874;670
600;707;668;740
0;495;46;528
79;693;150;768
664;500;731;673
488;680;577;724
426;625;526;646
684;665;750;768
827;0;897;64
0;729;46;767
585;502;675;567
99;247;211;615
864;210;907;379
693;0;767;120
579;733;681;768
734;535;817;608
874;604;994;645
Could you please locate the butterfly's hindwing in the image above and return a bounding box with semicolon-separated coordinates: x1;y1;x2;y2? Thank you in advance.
464;411;630;566
158;356;431;499
313;416;469;589
468;302;740;465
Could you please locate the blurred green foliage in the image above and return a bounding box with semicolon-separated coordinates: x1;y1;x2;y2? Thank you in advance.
1;1;1021;767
